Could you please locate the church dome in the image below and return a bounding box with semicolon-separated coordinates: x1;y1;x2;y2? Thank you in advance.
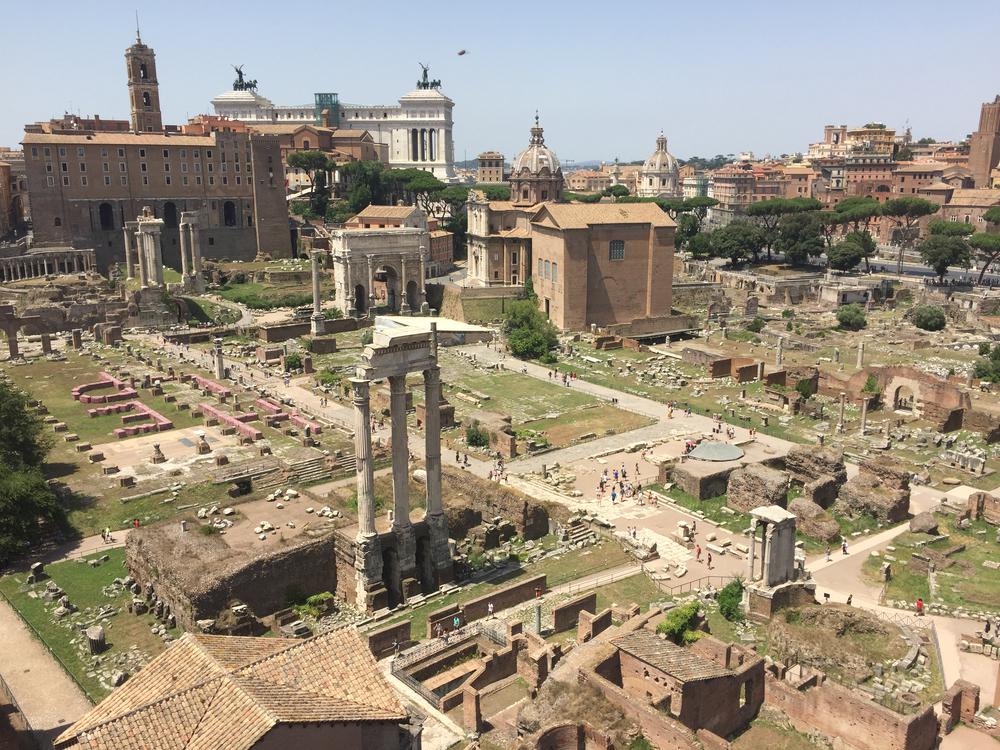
643;132;678;174
511;116;561;175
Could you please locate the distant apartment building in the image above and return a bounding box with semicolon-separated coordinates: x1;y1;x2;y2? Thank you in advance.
22;33;290;271
808;123;896;160
565;169;610;194
0;147;29;232
476;151;505;183
706;162;785;227
682;174;709;199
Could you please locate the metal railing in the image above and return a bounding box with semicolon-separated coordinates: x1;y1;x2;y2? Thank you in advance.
655;574;736;597
557;564;642;597
389;619;508;709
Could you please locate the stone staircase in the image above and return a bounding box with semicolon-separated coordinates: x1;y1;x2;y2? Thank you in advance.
287;455;333;485
564;518;598;546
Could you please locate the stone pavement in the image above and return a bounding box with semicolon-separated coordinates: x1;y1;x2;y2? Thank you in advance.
0;595;93;748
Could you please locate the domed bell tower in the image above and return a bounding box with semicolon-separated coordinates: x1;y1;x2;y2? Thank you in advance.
126;27;162;133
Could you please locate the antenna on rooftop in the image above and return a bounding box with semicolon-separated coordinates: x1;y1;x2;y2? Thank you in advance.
135;10;141;43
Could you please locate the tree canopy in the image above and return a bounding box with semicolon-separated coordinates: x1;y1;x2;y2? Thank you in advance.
882;197;939;273
827;240;864;271
774;211;824;266
745;198;822;259
836;303;867;331
0;380;64;563
970;232;1000;283
711;221;766;265
918;234;971;282
503;300;558;359
928;219;975;238
911;304;946;331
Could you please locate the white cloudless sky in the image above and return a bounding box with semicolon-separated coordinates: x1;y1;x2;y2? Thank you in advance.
5;0;999;163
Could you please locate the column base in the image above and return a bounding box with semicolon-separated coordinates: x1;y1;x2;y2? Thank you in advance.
355;533;385;611
348;307;357;319
421;302;430;315
426;512;452;580
310;314;326;336
393;522;417;575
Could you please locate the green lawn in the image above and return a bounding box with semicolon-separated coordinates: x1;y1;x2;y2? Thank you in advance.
0;548;178;702
382;539;634;640
592;573;663;613
864;513;1000;613
217;281;328;310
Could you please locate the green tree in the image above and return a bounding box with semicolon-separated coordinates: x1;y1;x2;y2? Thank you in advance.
970;232;1000;283
795;379;815;400
603;184;630;198
523;276;538;302
503;300;558;359
974;344;1000;383
834;196;882;234
746;316;766;333
711;221;765;265
0;381;64;563
774;211;824;266
863;374;880;394
746;197;823;260
882;197;939;273
656;601;702;644
287;150;334;215
683;196;719;232
918;234;971;283
911;304;946;331
0;380;50;470
675;213;700;251
385;168;446;215
827;240;864;271
841;230;877;273
283;353;303;371
686;231;713;260
928;219;975;238
717;579;744;621
836;303;867;331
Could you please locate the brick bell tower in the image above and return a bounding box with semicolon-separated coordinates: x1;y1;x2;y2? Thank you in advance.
125;24;163;133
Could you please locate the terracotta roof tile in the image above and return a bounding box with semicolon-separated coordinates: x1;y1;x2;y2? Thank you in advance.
613;630;731;682
55;629;406;750
531;202;675;229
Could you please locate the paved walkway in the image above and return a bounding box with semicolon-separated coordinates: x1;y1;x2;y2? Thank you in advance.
0;596;92;748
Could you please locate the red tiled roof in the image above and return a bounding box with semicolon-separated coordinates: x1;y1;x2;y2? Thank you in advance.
55;630;407;750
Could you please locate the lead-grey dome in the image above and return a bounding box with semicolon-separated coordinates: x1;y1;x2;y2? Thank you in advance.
511;115;561;175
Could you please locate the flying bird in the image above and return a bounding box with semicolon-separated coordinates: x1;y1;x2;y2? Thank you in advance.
457;49;468;56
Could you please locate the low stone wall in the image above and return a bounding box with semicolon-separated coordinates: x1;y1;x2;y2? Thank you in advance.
366;620;412;659
764;672;938;750
552;592;596;632
426;574;547;636
517;722;614;750
672;461;736;500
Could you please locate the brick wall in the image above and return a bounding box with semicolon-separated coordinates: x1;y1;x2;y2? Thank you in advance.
426;574;546;635
764;673;938;750
552;592;596;632
578;607;613;642
366;620;412;659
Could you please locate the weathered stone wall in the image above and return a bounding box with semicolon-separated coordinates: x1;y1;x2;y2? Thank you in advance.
764;673;938;750
963;407;1000;443
672;462;736;500
789;499;840;541
726;464;789;513
126;527;338;630
425;574;547;635
783;445;847;486
552;592;596;632
518;722;615;750
834;458;910;523
442;469;553;539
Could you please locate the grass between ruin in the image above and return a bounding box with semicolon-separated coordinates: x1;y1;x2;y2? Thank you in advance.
730;715;827;750
0;548;178;703
381;539;634;640
217;280;330;310
863;513;1000;614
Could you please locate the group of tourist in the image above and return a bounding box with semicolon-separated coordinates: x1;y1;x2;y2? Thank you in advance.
487;456;508;483
546;369;576;387
596;463;645;505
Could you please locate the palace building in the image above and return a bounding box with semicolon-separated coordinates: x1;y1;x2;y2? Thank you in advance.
22;32;291;272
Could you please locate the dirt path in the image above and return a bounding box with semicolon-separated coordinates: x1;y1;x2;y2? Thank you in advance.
0;596;93;748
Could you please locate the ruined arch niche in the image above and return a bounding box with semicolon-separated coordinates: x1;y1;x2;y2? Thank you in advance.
99;202;115;231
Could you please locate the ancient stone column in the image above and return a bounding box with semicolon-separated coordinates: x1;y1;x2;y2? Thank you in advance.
367;256;376;316
424;363;450;578
136;231;148;288
352;378;376;537
775;337;784;368
179;222;190;280
213;338;225;380
73;254;80;273
310;250;325;335
149;228;164;287
40;334;51;355
756;361;765;381
389;375;416;575
857;341;865;369
747;519;758;581
419;244;429;314
860;397;869;434
837;392;846;433
190;222;203;278
400;256;411;314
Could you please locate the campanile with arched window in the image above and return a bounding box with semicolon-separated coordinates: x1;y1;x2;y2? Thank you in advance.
125;28;162;133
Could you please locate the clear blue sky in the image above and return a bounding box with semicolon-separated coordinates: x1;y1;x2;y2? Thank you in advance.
6;0;1000;163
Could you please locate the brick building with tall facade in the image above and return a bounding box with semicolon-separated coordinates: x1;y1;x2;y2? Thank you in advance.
466;117;677;333
22;33;290;272
969;95;1000;188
